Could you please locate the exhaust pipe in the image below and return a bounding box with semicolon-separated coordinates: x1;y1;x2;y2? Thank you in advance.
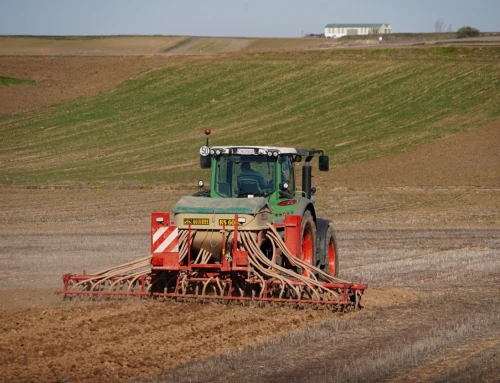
302;158;312;200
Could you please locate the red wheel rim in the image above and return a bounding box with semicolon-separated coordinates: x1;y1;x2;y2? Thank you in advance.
302;226;313;265
328;241;336;275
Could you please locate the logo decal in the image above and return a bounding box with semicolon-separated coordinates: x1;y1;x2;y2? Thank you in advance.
183;218;210;225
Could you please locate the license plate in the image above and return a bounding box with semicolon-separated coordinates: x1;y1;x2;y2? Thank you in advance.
219;219;235;226
183;218;209;225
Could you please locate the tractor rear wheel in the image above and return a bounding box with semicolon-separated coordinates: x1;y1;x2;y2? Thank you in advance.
322;224;339;277
300;210;317;268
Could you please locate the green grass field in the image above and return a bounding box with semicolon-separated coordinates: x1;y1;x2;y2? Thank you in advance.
1;48;499;184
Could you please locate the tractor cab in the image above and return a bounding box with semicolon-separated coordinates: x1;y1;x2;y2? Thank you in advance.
203;146;302;200
200;133;328;197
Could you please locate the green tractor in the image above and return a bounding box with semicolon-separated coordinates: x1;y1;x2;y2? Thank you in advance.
189;129;338;277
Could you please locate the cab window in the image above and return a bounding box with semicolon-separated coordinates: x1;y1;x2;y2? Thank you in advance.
215;155;276;197
280;155;295;193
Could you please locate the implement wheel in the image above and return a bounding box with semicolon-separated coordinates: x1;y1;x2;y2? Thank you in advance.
300;211;317;270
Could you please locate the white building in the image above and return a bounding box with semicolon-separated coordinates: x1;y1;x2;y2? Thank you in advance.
324;24;392;38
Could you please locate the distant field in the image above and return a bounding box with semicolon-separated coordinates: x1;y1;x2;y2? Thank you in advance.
0;35;341;55
245;38;338;51
0;36;185;55
0;47;499;184
164;36;334;54
168;37;254;53
2;34;498;57
169;37;340;53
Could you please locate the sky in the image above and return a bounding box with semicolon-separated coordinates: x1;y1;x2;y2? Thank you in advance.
1;0;498;37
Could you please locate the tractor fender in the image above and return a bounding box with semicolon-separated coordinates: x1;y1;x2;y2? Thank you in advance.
294;199;316;222
316;218;333;267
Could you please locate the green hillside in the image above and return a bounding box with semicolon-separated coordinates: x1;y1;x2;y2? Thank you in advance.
1;48;499;185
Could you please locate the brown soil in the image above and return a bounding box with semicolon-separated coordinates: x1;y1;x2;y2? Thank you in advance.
0;298;337;383
1;227;498;383
0;121;499;381
329;121;500;187
0;286;431;383
0;56;173;114
159;288;500;383
0;36;184;56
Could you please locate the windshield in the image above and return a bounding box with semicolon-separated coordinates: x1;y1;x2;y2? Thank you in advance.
214;155;276;197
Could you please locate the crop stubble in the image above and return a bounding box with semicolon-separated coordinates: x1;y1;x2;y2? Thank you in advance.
0;125;499;382
0;226;498;383
0;179;498;382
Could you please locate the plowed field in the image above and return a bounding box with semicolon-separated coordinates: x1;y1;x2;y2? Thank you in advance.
0;52;499;382
1;227;498;383
1;121;499;382
0;298;336;383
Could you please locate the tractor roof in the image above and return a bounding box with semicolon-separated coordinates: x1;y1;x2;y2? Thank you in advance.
208;146;308;156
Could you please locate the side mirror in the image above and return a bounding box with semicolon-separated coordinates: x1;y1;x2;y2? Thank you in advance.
200;155;211;169
319;155;329;171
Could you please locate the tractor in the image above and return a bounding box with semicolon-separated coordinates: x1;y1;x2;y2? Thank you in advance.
63;130;366;311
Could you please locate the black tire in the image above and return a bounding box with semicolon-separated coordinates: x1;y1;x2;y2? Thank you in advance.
300;210;317;267
317;219;339;278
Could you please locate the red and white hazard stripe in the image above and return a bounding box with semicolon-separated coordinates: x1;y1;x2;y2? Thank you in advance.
152;227;179;253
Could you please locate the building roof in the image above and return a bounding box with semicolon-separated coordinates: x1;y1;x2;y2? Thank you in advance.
325;23;389;28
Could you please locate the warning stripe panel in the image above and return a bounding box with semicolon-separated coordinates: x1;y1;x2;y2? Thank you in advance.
153;227;179;253
153;227;168;244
